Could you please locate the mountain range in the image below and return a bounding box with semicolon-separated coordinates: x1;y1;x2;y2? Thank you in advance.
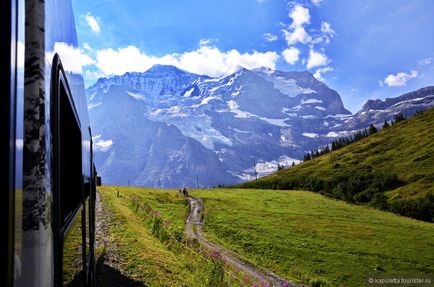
86;65;434;187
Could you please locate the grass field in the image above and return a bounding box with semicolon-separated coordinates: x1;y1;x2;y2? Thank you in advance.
241;108;434;202
99;186;434;287
99;186;221;287
189;188;434;286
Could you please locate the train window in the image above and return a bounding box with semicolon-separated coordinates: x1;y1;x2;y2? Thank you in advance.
51;54;86;286
51;55;83;227
58;82;83;225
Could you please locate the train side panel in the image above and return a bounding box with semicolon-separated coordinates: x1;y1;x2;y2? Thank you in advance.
13;0;95;286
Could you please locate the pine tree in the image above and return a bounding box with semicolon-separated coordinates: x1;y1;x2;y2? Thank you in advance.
394;113;406;123
368;124;378;135
383;120;390;128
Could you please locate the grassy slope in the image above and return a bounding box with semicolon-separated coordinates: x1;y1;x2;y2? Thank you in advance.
190;188;434;286
99;186;207;286
242;108;434;201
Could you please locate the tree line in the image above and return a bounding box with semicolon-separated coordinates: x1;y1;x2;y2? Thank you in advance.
240;170;434;222
303;113;406;161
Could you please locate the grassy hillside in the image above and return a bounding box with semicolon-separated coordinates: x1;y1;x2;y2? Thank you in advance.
190;188;434;287
240;108;434;221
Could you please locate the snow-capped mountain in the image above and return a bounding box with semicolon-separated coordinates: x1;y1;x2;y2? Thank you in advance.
86;65;433;187
343;86;434;130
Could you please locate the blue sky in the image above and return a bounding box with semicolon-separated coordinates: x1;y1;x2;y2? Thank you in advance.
71;0;434;112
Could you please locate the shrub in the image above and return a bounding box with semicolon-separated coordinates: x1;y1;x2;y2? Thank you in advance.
369;192;389;210
151;213;163;236
389;194;434;222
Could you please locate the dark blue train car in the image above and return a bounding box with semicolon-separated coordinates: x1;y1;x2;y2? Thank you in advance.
2;0;97;286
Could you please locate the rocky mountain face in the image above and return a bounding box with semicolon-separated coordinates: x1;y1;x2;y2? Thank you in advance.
86;65;434;187
343;86;434;130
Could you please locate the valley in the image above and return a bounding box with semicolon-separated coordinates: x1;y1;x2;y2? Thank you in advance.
88;65;434;287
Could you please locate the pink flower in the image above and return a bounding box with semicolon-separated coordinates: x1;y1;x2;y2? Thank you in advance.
211;250;222;260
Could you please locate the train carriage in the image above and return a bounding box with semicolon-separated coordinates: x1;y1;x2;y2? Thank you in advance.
2;0;97;286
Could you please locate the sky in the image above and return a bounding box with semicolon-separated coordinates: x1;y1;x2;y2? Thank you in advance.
71;0;434;112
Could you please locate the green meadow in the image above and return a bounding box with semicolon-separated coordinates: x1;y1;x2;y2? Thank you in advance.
99;186;434;286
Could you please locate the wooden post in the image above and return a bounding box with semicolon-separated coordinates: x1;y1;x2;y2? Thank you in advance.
117;190;119;198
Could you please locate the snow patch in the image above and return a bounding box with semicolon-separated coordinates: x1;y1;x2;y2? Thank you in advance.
282;107;297;116
258;74;317;98
325;114;352;119
326;132;339;137
302;98;322;104
150;105;188;118
183;87;195;97
127;91;145;101
259;117;290;127
255;156;300;174
231;91;240;97
228;100;239;110
192;96;219;108
315;106;326;111
302;132;318;138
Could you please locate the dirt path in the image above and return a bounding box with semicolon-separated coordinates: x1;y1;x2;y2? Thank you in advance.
184;196;302;287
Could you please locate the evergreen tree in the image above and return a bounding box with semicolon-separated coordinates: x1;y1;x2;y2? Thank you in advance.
292;161;295;167
394;113;406;123
383;120;390;128
368;124;378;135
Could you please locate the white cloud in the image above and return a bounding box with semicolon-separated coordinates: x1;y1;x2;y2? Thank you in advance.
311;0;324;6
419;57;433;66
84;69;106;83
82;42;92;51
382;70;418;87
95;45;165;75
321;21;335;36
263;33;278;42
199;39;212;46
94;45;278;78
289;5;310;28
282;26;311;45
306;49;329;69
282;47;300;65
85;13;100;33
175;46;278;77
313;66;333;81
48;42;95;74
282;5;313;45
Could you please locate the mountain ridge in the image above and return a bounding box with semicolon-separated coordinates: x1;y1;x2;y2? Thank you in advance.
87;65;434;187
